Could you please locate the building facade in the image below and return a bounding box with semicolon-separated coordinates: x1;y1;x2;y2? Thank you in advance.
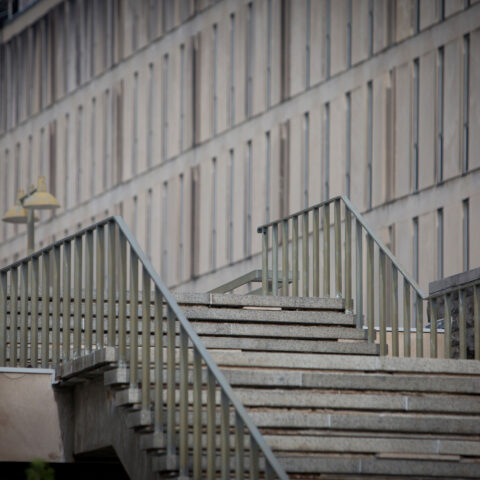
0;0;479;294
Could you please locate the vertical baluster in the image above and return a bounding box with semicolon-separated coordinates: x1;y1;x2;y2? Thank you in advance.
107;222;116;347
235;413;245;480
416;294;423;357
41;252;50;367
403;279;411;357
302;212;309;296
73;237;82;358
261;227;268;295
444;293;451;359
96;226;105;348
366;235;374;343
179;325;189;477
292;216;299;296
0;271;6;366
143;269;151;412
355;220;363;328
249;437;259;480
166;304;176;459
272;223;279;296
118;233;127;363
345;208;352;311
31;257;39;367
430;297;438;358
11;267;18;366
52;247;61;364
130;251;139;387
62;242;71;361
20;262;28;367
474;284;479;361
334;198;341;297
323;204;330;297
265;462;275;480
193;348;202;480
154;288;163;432
313;207;320;297
459;289;466;359
84;231;93;355
282;220;289;296
221;392;230;480
207;370;216;480
379;251;386;355
391;265;399;357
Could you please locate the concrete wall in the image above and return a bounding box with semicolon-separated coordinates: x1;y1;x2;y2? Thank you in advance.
1;0;480;294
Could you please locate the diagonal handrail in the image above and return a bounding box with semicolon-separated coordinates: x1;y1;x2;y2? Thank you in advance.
0;216;289;479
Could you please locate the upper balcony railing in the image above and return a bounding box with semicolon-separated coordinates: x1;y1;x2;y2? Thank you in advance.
0;216;289;480
258;195;479;360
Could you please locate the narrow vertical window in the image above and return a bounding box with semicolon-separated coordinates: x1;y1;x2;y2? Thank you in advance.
463;199;469;272
147;63;154;167
27;135;33;187
64;114;70;207
190;167;200;278
162;54;169;162
440;0;445;21
3;150;9;238
413;58;419;192
132;71;139;175
162;181;168;282
324;103;330;201
325;0;331;80
104;89;112;189
386;69;396;201
462;34;470;173
367;80;373;209
179;47;185;153
178;174;184;280
346;0;352;68
414;0;420;34
413;217;419;282
76;105;83;204
212;24;218;135
303;112;310;208
305;0;311;89
228;148;235;264
266;0;272;108
437;208;444;279
146;189;152;260
132;195;138;237
368;0;374;56
245;140;253;256
229;14;235;127
437;47;444;183
279;121;290;217
345;92;351;198
40;127;46;175
91;97;96;196
246;3;254;119
265;131;271;223
211;157;217;270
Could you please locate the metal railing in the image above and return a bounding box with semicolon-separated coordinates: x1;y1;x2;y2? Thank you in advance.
258;195;478;360
0;216;289;479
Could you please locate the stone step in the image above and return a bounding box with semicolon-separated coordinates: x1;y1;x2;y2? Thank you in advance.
173;293;345;311
182;306;355;325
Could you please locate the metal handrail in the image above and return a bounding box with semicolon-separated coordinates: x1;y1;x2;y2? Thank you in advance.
0;216;289;479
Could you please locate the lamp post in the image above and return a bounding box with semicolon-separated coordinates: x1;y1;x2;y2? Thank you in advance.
2;176;60;255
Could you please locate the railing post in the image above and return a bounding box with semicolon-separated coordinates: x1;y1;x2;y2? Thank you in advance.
41;252;50;367
323;204;330;297
366;234;374;342
430;297;438;358
130;251;139;387
355;219;363;328
459;289;467;359
416;294;423;357
334;198;341;298
20;262;28;367
313;207;320;297
403;278;411;357
261;227;269;295
344;207;352;311
84;231;94;355
444;293;451;359
31;257;39;367
11;267;18;367
220;392;231;480
391;265;399;357
73;237;82;359
272;223;279;296
292;216;299;296
379;251;386;355
282;220;289;296
166;304;176;460
302;212;309;297
153;288;164;432
0;271;6;366
207;371;216;480
179;325;189;477
142;269;151;412
62;242;71;361
118;233;127;364
250;438;260;480
474;284;479;361
107;222;116;347
235;412;245;480
193;348;202;480
96;226;105;349
52;247;61;364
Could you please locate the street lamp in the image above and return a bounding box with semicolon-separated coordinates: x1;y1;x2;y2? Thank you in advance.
2;176;60;255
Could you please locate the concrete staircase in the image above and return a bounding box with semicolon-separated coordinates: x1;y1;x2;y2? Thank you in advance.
57;293;480;479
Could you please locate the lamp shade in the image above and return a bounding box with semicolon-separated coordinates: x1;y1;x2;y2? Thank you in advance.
2;190;28;224
23;176;60;210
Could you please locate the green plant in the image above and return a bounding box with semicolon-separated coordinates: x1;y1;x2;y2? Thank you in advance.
25;459;55;480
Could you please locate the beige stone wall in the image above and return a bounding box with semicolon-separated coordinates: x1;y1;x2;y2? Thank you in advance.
0;0;479;294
